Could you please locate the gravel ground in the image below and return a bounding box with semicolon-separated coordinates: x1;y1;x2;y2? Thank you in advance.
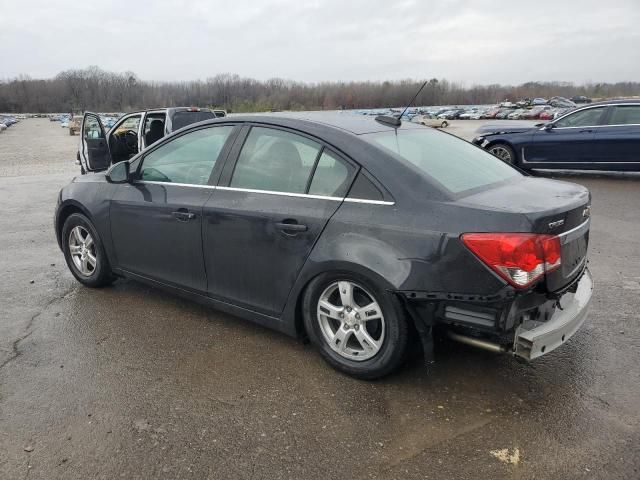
0;119;639;479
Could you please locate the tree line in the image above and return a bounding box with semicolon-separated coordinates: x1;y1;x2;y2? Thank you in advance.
1;66;638;113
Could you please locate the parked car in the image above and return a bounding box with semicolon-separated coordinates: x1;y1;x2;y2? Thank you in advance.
472;100;640;171
538;110;556;120
0;123;6;132
437;108;465;120
77;107;226;173
522;106;551;119
532;98;548;105
482;107;501;119
507;109;527;120
495;109;512;119
548;96;577;108
413;114;449;128
571;96;592;104
56;112;593;379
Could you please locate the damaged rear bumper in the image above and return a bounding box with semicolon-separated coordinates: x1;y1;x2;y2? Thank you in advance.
513;268;593;360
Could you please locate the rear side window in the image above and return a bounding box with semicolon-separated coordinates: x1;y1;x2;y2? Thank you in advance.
140;126;234;185
607;105;640;125
308;150;355;197
171;111;216;131
554;107;605;128
365;129;520;194
231;127;321;194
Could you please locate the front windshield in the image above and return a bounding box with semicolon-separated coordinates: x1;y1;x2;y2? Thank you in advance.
364;128;521;194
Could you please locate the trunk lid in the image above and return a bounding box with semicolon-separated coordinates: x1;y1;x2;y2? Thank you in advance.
459;177;591;291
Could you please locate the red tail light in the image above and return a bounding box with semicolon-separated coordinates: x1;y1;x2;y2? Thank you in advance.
461;233;561;288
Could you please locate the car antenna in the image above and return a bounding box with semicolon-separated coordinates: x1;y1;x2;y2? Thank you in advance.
375;79;429;128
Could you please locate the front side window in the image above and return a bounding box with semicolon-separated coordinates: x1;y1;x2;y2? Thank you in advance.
607;105;640;125
140;126;234;185
231;127;321;194
553;107;605;128
365;128;520;194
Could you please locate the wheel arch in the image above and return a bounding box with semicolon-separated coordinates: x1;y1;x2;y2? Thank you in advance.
55;200;96;250
283;260;398;339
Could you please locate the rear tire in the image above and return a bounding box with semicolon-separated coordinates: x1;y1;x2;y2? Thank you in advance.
488;142;516;164
441;121;449;128
62;213;114;288
302;272;408;379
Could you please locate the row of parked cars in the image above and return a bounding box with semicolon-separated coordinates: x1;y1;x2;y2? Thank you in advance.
354;96;596;126
0;114;20;132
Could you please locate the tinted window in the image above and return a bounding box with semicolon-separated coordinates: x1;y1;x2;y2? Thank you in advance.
171;111;216;131
608;105;640;125
231;127;321;193
347;172;384;201
365;129;520;194
140;126;234;185
308;150;355;197
554;107;604;128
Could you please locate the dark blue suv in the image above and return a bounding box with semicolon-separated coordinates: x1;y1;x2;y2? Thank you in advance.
472;100;640;171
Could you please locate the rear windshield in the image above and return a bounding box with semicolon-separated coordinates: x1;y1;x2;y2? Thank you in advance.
364;129;520;194
170;111;216;131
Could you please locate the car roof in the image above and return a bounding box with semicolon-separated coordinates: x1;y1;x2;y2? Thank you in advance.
219;111;425;135
586;99;640;107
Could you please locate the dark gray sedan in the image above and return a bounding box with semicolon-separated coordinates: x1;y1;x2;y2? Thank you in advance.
55;113;593;379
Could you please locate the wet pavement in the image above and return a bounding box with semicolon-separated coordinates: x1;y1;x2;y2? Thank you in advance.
0;119;639;479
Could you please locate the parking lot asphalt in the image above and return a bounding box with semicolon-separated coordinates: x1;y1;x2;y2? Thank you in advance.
0;119;639;479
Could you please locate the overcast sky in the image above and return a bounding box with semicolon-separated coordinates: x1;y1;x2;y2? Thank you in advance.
1;0;639;85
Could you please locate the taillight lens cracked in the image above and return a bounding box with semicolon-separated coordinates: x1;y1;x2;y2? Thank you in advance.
461;233;562;288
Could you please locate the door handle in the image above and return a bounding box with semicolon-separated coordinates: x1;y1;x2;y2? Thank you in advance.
172;210;196;221
275;219;308;234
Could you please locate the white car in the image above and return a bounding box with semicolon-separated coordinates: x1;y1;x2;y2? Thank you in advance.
0;123;7;132
413;114;449;128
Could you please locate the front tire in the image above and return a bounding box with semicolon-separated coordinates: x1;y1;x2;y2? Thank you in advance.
302;272;408;379
488;142;516;164
62;213;114;287
440;121;449;128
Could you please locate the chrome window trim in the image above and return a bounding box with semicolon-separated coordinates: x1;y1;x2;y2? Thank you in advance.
544;123;640;130
548;102;640;130
343;198;395;206
135;180;216;189
134;181;395;205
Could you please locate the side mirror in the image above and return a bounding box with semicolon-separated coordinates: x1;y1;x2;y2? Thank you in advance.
106;161;130;183
543;123;555;131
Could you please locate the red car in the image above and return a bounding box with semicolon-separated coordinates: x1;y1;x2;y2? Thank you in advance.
538;110;555;120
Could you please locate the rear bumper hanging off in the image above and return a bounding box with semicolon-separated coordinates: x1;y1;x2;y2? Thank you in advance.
514;268;593;361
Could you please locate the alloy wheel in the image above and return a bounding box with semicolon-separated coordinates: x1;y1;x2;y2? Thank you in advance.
68;226;97;276
317;281;385;361
489;145;513;163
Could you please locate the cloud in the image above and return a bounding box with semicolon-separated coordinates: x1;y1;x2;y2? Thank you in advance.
0;0;638;84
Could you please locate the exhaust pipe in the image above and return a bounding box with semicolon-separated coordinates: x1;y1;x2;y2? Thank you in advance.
447;331;509;354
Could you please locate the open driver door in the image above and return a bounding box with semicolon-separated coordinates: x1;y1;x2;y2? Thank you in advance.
80;112;112;172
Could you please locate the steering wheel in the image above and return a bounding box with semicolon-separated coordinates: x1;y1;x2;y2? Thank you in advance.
121;130;138;149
